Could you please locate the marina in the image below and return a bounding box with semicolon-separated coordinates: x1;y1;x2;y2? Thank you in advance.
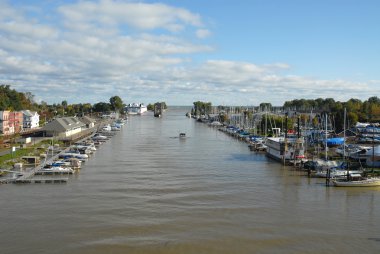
0;119;120;184
1;107;380;254
1;1;379;253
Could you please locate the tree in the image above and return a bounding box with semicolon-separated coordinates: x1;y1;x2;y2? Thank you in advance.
260;103;272;111
109;96;123;112
193;101;212;116
93;102;111;112
0;84;34;110
147;104;154;111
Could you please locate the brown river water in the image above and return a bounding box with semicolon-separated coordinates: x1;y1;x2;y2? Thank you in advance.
1;107;380;254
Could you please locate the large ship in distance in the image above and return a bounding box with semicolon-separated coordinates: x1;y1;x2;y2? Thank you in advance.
125;103;147;115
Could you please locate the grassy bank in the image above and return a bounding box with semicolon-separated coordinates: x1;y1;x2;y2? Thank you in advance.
0;139;64;169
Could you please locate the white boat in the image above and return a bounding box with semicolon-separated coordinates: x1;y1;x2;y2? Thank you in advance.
51;160;71;167
59;152;89;160
92;133;108;141
125;103;147;115
315;169;362;178
38;166;74;174
248;141;267;152
111;125;121;131
102;124;111;131
265;136;305;163
74;144;96;152
333;175;380;187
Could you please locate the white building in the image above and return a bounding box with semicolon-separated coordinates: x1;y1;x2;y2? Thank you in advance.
42;117;85;138
22;110;40;130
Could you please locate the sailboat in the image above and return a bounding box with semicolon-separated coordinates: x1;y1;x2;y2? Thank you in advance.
332;108;380;187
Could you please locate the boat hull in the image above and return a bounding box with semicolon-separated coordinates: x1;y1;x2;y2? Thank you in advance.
333;178;380;187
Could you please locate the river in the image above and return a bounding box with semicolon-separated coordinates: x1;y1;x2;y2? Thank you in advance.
1;107;380;253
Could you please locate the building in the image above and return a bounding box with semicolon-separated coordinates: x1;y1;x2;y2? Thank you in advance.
22;110;40;130
79;116;96;128
0;111;23;135
0;111;11;135
42;117;86;138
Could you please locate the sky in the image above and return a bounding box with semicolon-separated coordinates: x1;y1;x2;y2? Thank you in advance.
0;0;379;106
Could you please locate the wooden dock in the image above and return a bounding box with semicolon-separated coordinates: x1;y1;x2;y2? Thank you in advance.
13;177;68;184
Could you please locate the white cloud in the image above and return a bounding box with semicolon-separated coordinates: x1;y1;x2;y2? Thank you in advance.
0;0;378;106
196;29;211;39
58;1;202;32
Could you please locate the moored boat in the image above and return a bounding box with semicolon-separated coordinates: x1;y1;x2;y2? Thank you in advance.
333;175;380;187
265;136;305;163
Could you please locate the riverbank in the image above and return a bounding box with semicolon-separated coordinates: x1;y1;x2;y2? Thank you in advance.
0;118;120;184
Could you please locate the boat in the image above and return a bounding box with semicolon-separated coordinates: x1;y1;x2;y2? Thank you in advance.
92;133;108;141
125;103;147;115
315;168;362;178
38;166;74;174
333;175;380;187
50;160;71;167
73;144;96;152
116;118;127;125
248;141;267;152
102;124;112;131
179;133;186;139
59;151;88;160
265;136;305;163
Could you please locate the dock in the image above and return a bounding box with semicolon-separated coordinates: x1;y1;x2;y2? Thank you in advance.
13;177;68;184
1;120;119;185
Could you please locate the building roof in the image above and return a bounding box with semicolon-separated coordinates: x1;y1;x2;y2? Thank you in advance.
79;116;96;125
22;110;39;117
42;117;85;132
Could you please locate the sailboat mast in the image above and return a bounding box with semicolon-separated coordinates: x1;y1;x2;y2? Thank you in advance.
343;108;346;159
325;113;328;161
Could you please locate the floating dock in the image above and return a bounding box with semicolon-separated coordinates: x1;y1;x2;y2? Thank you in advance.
13;177;68;184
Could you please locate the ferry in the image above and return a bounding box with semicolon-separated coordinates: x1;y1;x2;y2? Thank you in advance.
125;103;147;115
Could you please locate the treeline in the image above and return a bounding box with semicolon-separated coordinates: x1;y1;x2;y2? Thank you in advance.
192;101;212;116
0;85;126;124
283;97;380;131
147;102;167;111
0;85;35;111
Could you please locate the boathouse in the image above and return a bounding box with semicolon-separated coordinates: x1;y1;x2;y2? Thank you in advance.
79;116;96;128
42;117;86;138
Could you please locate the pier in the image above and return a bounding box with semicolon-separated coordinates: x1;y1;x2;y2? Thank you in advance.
13;177;68;184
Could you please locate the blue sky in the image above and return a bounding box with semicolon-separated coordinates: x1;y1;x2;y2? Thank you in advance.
0;0;379;106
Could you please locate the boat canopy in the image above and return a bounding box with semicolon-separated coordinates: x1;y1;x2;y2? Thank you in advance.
326;137;344;146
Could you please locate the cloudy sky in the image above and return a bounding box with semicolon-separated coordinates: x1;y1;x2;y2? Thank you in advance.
0;0;379;106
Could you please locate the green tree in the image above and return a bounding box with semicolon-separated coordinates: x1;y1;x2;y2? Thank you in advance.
0;84;34;110
109;96;123;112
93;102;111;112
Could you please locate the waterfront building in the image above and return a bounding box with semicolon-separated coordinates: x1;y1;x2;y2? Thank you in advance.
0;111;23;135
42;117;86;138
22;110;40;130
79;116;96;128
